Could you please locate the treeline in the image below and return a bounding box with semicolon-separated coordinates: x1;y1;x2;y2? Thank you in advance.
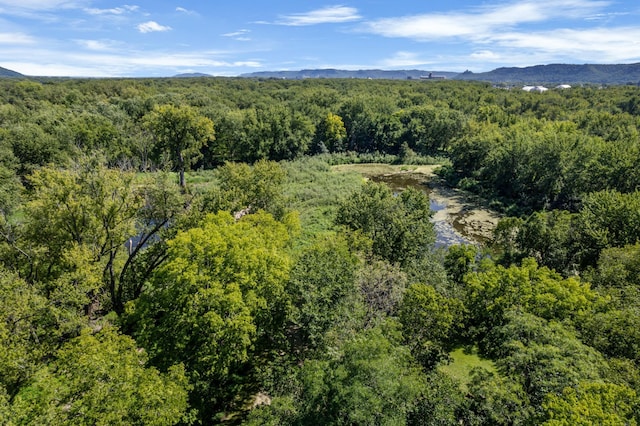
2;77;640;424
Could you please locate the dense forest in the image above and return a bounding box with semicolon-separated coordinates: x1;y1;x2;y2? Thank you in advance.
1;76;640;425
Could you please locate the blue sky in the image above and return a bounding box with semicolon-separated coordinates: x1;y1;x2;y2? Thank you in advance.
1;0;639;77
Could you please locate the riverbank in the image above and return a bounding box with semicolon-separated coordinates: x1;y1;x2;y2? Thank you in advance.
332;164;501;245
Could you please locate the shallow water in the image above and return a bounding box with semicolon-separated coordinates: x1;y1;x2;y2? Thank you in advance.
370;173;473;247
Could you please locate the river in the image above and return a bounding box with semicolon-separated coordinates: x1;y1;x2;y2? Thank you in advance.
368;170;500;248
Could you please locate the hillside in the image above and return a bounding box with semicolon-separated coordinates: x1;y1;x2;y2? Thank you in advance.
240;68;459;80
457;63;640;85
0;66;23;77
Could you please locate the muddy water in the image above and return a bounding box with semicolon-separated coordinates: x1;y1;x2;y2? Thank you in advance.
370;173;497;247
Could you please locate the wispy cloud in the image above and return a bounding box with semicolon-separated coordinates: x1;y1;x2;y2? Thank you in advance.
379;51;431;68
222;29;251;41
363;0;611;41
84;5;139;15
74;39;120;51
137;21;171;33
0;0;83;10
0;32;36;44
491;27;640;62
176;6;197;15
1;46;263;77
276;5;361;26
356;0;640;68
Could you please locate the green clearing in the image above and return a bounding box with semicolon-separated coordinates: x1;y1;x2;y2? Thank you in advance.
439;346;498;391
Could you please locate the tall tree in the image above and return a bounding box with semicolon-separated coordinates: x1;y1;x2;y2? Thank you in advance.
144;104;215;188
335;182;435;265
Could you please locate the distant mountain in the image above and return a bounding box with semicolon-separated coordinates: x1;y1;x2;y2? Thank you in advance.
456;63;640;85
174;72;212;78
240;69;459;80
0;66;23;78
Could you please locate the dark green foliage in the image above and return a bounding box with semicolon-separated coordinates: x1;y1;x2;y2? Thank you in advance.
399;283;464;368
488;311;610;412
287;233;361;351
408;370;467;426
2;77;640;425
249;325;427;426
335;182;435;265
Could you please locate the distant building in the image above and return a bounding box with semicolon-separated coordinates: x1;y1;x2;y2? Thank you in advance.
555;84;572;89
522;85;548;93
420;72;446;80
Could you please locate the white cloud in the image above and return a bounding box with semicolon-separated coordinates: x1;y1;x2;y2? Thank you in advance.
221;29;251;41
491;27;640;63
0;32;36;44
176;6;197;15
0;0;83;10
277;5;361;26
84;5;139;15
470;50;502;60
363;0;612;41
0;44;263;77
379;51;431;68
74;39;120;51
222;29;250;37
137;21;172;33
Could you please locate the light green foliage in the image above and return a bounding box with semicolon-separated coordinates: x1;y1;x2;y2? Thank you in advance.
543;382;638;425
0;268;58;396
280;157;364;238
213;159;286;218
438;347;497;391
144;104;215;187
444;244;478;285
314;112;347;153
465;258;600;336
10;327;189;426
24;159;139;282
16;158;184;313
335;182;435;265
130;211;292;419
399;283;464;368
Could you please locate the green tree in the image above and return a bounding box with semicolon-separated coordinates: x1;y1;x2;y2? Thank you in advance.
466;368;533;425
314;112;347;153
250;325;427;425
0;267;62;397
12;159;184;314
542;382;638;425
335;182;435;265
489;311;609;412
129;211;293;421
399;283;464;368
144;104;215;188
287;233;361;351
10;327;189;426
212;159;287;219
464;258;600;339
574;190;640;268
